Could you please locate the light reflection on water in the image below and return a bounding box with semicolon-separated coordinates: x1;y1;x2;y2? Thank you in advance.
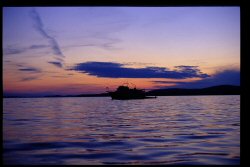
3;96;240;165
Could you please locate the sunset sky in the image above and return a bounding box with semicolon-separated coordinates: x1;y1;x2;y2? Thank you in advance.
3;7;240;96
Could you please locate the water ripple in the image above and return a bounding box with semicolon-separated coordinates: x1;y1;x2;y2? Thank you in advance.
3;96;240;165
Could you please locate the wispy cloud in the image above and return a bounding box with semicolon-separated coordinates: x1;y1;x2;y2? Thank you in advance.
62;8;131;51
18;67;41;73
91;36;122;50
29;44;49;49
48;61;63;68
21;76;39;81
70;61;209;79
155;69;240;88
3;46;26;55
152;80;187;84
3;44;49;56
124;62;155;67
17;65;42;81
174;65;209;78
30;8;64;57
30;8;64;69
63;37;122;51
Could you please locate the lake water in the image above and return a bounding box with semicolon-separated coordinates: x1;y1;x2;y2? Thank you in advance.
3;96;240;165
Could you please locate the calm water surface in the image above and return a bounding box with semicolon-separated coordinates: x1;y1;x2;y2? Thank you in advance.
3;96;240;165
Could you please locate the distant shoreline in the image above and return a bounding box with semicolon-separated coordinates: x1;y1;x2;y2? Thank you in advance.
3;85;240;98
3;94;241;99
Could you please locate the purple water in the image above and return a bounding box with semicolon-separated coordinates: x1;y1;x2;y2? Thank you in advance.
3;95;240;165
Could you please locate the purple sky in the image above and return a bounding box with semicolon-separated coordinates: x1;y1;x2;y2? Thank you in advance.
3;7;240;96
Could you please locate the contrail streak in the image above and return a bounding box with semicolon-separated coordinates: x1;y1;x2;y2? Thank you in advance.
30;8;64;68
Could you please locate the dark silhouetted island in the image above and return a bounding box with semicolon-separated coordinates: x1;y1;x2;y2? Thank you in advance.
108;85;156;100
3;85;240;98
